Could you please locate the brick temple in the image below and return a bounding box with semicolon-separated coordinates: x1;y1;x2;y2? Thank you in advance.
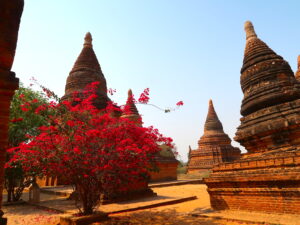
204;21;300;214
187;100;241;173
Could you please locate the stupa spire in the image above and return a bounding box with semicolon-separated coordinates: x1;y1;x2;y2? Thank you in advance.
204;99;224;133
121;89;141;124
62;32;109;109
70;32;101;73
240;21;300;116
244;21;257;40
84;32;93;48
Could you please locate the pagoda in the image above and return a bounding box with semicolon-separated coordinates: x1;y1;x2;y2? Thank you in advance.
187;100;241;173
204;21;300;214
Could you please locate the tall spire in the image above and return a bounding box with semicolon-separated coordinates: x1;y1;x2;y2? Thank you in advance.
62;32;109;109
70;32;102;73
204;99;224;134
84;32;93;48
240;21;300;116
244;21;257;41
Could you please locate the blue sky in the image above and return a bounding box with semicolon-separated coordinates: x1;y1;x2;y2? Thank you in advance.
12;1;300;161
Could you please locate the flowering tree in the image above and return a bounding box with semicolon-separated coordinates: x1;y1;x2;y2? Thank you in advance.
7;82;173;215
6;84;51;202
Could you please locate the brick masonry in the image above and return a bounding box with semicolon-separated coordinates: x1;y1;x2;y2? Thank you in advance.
188;100;241;173
204;21;300;214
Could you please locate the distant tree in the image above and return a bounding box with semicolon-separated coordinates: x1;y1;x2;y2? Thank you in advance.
5;83;51;202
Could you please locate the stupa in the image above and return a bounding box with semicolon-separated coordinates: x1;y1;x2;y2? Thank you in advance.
61;32;110;109
204;21;300;214
121;89;142;125
187;100;240;173
122;89;178;182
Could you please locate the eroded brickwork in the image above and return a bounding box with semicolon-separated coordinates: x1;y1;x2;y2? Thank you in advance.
205;21;300;214
187;100;240;173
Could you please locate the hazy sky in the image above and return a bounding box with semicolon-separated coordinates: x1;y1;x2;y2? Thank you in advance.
12;0;300;161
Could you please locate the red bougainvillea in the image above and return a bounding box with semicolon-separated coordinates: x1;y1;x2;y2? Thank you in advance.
7;82;173;215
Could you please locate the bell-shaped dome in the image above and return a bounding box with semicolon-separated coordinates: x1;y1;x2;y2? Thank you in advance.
240;21;300;116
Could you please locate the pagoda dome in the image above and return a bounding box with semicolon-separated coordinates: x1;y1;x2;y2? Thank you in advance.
240;21;300;116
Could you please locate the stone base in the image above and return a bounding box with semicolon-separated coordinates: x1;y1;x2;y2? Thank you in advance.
60;212;108;225
204;148;300;214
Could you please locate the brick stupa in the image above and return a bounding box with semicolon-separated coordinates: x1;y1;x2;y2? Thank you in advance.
61;32;110;109
121;89;142;125
122;89;178;182
204;21;300;214
187;100;241;173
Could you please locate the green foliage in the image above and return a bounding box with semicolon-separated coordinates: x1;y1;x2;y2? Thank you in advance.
8;83;50;147
177;165;187;174
5;83;50;202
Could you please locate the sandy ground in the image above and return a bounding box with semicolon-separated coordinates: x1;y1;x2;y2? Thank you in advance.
2;184;300;225
2;204;62;225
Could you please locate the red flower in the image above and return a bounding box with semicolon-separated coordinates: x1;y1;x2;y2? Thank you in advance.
176;101;184;106
138;88;150;104
11;118;23;123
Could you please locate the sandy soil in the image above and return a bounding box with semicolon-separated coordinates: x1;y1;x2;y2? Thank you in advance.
2;184;300;225
2;204;62;225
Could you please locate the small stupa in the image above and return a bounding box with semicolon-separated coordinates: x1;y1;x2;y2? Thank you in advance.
187;100;240;173
121;89;142;125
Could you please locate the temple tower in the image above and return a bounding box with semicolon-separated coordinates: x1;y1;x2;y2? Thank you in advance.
205;21;300;214
187;100;240;173
61;32;110;109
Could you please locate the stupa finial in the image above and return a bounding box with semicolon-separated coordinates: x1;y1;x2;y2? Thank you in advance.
244;21;257;40
128;89;133;97
84;32;93;47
